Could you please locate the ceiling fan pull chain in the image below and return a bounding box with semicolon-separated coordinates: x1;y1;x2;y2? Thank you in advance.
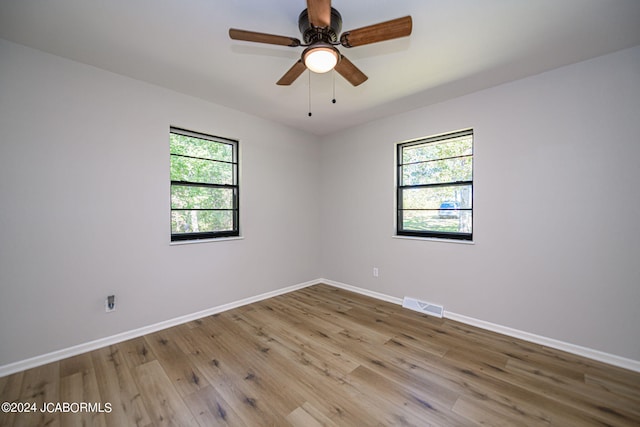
308;70;312;117
332;70;337;104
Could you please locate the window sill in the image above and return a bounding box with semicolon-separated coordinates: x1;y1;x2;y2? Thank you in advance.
170;236;244;246
392;235;475;245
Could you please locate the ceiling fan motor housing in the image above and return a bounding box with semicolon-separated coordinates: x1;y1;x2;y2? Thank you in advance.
298;7;342;44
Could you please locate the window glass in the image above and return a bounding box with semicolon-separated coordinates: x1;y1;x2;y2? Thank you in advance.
397;130;473;240
170;127;239;241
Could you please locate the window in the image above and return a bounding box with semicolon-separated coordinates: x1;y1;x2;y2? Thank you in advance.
397;129;473;241
170;127;239;241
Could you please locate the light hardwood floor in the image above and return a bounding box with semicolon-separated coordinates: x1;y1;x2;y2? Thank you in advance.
1;284;639;426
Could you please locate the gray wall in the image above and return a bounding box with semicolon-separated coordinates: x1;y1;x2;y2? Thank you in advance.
0;39;321;366
319;46;640;361
1;38;639;367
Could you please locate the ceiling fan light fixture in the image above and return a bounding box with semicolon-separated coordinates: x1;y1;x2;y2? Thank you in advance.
303;45;339;73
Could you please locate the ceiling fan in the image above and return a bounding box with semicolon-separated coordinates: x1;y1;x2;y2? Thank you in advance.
229;0;412;87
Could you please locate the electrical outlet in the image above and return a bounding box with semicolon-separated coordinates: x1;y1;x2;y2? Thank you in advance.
105;295;116;313
373;267;379;277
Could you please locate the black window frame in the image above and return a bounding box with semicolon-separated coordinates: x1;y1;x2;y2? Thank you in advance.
396;129;474;241
170;127;239;242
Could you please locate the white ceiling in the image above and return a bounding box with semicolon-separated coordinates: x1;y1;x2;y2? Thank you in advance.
1;0;640;136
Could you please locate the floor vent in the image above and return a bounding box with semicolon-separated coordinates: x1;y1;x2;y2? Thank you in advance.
402;297;444;318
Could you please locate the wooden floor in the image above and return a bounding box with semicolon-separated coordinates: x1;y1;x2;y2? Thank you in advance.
1;284;639;426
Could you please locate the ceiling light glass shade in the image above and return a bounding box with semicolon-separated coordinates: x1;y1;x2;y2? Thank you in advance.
303;46;339;73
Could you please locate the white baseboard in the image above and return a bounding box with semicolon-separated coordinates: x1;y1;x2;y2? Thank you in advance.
320;278;403;305
0;279;317;377
321;278;640;373
3;277;639;376
443;312;640;373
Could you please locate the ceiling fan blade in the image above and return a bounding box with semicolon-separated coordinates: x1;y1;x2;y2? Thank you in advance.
277;60;307;85
334;55;368;86
340;16;412;48
306;0;331;27
229;28;301;47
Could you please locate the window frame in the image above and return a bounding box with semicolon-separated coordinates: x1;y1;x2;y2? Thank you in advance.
170;126;240;242
396;129;474;241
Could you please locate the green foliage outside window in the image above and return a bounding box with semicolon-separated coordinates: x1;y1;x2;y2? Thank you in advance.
170;129;238;240
397;130;473;239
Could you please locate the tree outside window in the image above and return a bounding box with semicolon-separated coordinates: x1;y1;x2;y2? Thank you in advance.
397;130;473;241
170;127;239;241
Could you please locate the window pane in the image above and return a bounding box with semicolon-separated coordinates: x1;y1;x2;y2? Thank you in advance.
402;185;472;210
402;210;472;234
402;135;472;164
171;210;235;234
171;185;234;210
397;130;473;240
170;133;233;162
401;156;472;186
170;155;233;184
